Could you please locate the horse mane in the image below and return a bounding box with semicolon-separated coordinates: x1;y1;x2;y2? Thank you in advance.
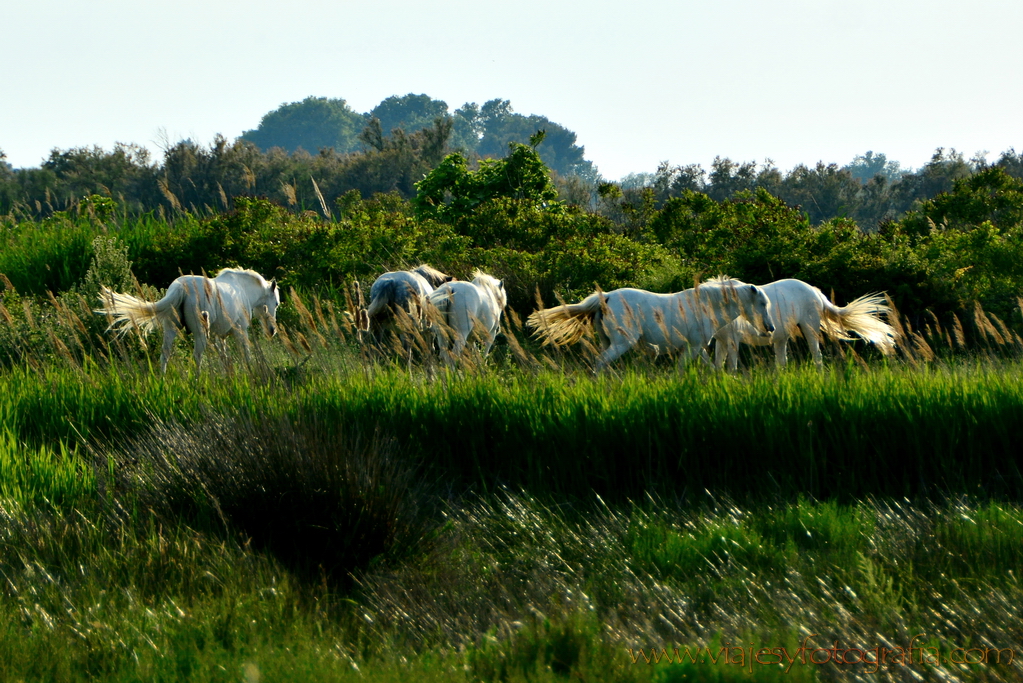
215;267;269;286
703;274;737;285
471;269;505;305
411;264;452;288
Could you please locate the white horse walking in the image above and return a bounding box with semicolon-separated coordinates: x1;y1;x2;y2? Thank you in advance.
97;268;280;373
359;264;453;339
428;270;507;365
527;277;774;372
712;278;896;370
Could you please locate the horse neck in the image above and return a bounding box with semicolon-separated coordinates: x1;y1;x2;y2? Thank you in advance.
697;284;742;325
474;278;504;311
217;271;266;309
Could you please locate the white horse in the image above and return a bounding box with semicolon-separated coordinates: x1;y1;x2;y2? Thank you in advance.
428;270;507;365
97;268;280;373
359;264;453;339
527;277;774;372
712;278;896;370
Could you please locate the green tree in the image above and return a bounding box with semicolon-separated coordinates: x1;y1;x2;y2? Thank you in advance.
844;151;904;183
239;97;367;154
899;166;1023;236
369;94;449;135
38;144;160;213
705;157;759;201
0;149;17;214
995;148;1023;180
455;99;597;180
414;142;561;222
777;162;861;225
888;148;974;215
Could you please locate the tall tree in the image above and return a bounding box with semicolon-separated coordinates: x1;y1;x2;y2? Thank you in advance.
844;151;904;183
454;99;597;180
369;94;449;135
240;97;367;154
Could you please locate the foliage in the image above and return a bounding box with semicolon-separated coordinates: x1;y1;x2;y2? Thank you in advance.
369;93;450;136
239;96;368;153
845;150;905;183
414;144;561;221
452;98;597;179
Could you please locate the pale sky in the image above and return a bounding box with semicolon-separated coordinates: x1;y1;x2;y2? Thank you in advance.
2;0;1021;180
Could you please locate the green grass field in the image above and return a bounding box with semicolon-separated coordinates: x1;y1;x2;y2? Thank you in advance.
0;323;1021;681
1;219;1023;681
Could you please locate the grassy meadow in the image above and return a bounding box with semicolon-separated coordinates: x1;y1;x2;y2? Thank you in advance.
2;182;1023;681
0;285;1021;682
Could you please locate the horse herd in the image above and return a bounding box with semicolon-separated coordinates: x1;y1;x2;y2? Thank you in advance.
96;265;896;374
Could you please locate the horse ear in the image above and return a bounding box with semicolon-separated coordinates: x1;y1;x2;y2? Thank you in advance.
270;278;277;292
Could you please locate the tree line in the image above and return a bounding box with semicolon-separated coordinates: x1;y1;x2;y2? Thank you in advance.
4;137;1023;347
2;92;1023;234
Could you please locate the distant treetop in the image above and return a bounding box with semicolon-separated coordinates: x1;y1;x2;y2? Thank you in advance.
240;93;597;180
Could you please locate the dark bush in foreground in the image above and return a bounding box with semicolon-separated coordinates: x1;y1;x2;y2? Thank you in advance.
108;411;436;583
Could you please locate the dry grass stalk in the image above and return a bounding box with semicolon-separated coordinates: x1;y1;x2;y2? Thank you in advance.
46;328;78;368
325;300;345;342
280;180;298;207
288;289;326;349
951;314;966;348
157;178;182;212
21;300;36;330
911;332;935;362
310;176;332;220
974;301;1005;345
296;332;312;355
989;313;1013;349
277;325;300;359
217;182;229;211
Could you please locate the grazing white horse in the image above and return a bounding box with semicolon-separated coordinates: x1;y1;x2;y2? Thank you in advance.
527;277;774;372
428;270;507;364
712;278;896;370
359;264;453;339
97;268;280;373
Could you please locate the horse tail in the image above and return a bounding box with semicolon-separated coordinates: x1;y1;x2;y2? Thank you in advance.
526;293;604;347
365;279;399;323
428;285;452;318
96;281;186;337
427;285;459;343
821;293;897;354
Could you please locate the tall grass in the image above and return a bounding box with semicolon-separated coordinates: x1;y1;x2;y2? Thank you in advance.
2;258;1023;679
0;428;93;507
1;353;1023;502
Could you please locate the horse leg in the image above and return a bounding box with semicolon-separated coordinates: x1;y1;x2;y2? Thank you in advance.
192;327;208;375
482;331;496;356
595;340;633;372
160;321;178;374
713;337;727;369
723;339;738;372
773;333;789;368
716;334;741;372
452;328;468;358
800;322;823;368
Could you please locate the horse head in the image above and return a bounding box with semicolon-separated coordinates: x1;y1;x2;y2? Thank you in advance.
258;278;280;336
472;271;507;311
745;284;775;335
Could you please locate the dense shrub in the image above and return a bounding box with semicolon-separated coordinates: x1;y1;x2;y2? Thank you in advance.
111;410;436;583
